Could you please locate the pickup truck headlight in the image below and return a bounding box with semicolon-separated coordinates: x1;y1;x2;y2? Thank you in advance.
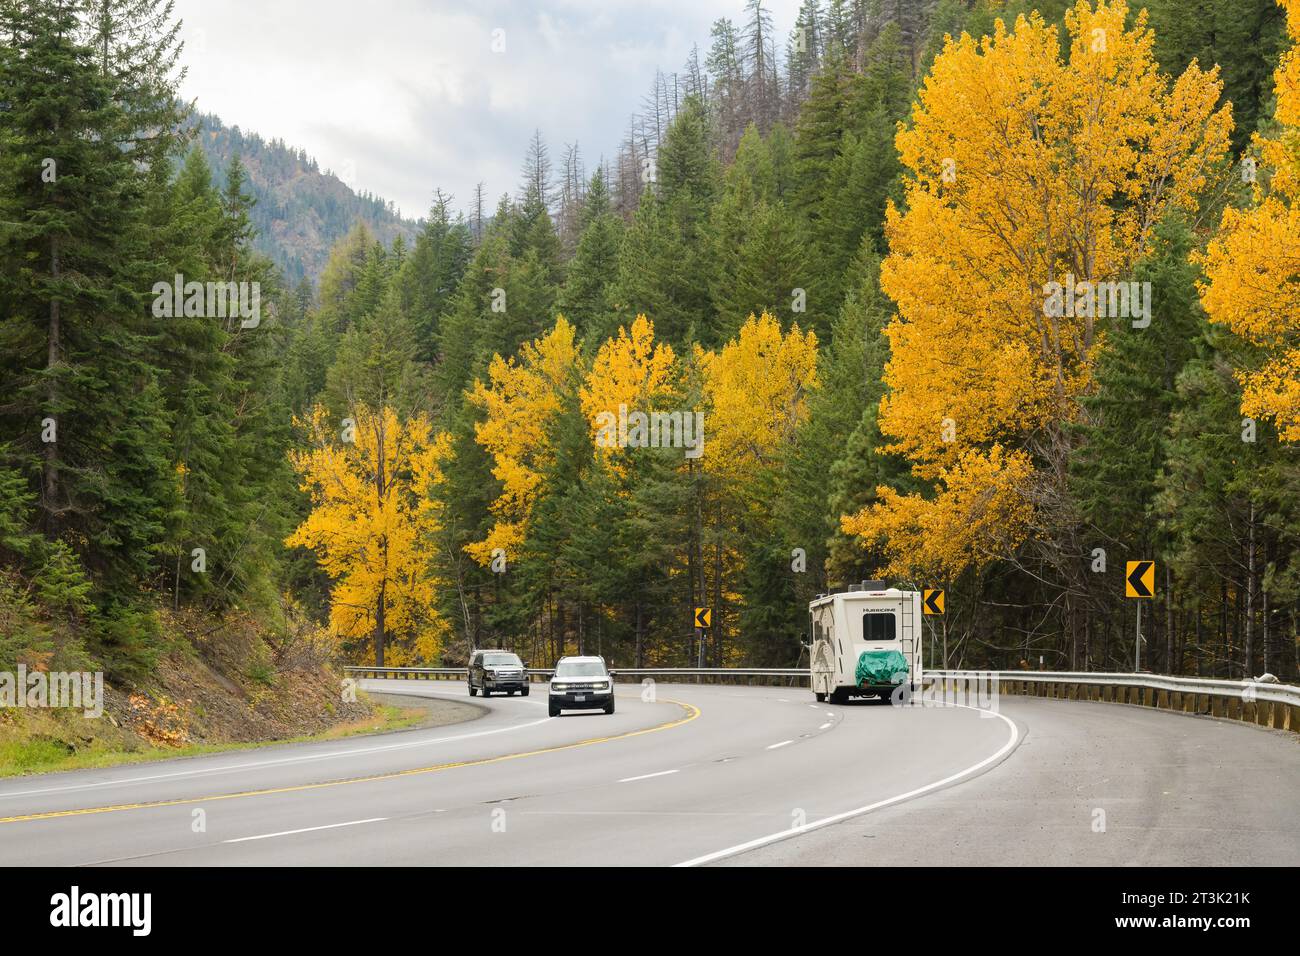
592;680;610;690
552;683;569;691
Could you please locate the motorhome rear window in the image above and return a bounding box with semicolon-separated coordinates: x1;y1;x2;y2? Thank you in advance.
863;612;896;642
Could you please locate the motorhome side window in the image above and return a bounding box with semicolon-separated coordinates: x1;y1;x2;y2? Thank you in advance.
863;612;896;642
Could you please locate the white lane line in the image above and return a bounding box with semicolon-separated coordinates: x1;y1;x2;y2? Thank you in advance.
0;713;553;799
675;707;1021;868
223;817;386;844
819;722;832;730
825;711;834;717
618;769;680;783
766;740;793;750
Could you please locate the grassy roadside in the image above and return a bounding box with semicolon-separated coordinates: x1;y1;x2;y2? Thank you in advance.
0;700;431;778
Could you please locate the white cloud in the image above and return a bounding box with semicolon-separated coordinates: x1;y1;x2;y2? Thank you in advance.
172;0;799;219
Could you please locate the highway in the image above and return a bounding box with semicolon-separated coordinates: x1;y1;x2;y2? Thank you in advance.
1;679;1297;866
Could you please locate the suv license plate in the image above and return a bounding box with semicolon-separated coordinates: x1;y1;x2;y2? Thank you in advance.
574;695;586;702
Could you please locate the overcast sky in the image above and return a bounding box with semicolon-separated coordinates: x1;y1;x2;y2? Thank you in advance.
172;0;800;221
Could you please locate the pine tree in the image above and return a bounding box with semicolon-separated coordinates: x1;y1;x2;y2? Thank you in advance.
656;95;717;224
785;0;825;119
0;0;176;606
792;42;850;220
612;98;717;345
1146;0;1287;151
557;169;624;343
706;17;746;157
393;190;470;365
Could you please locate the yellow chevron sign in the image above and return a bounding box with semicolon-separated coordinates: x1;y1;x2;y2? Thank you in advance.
1126;561;1155;599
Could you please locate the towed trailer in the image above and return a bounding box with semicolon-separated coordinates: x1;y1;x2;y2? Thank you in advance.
809;582;922;704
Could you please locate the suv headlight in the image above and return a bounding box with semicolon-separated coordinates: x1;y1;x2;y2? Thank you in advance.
592;680;610;690
552;683;569;691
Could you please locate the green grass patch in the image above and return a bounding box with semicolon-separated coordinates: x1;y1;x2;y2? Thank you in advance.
0;703;429;778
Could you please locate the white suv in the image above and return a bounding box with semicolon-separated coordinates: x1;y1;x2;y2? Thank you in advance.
548;656;615;716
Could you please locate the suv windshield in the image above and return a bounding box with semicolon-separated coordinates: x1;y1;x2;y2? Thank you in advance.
484;653;521;666
555;661;606;678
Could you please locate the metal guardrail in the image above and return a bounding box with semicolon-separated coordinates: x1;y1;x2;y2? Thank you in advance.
928;669;1300;707
345;666;477;680
343;665;809;685
345;665;1300;732
927;669;1300;733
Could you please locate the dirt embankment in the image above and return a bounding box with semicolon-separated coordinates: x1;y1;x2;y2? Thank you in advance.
0;609;474;775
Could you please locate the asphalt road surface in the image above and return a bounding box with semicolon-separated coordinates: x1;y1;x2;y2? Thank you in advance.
2;680;1296;866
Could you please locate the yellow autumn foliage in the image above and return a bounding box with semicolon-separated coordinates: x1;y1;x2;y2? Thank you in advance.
286;404;451;664
841;447;1035;581
697;311;819;484
844;0;1231;578
696;312;816;481
467;317;583;566
580;314;679;462
1198;0;1300;441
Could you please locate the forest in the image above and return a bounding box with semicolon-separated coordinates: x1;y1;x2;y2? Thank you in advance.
1;0;1297;694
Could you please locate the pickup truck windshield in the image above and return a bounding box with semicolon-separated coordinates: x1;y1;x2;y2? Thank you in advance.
484;653;521;666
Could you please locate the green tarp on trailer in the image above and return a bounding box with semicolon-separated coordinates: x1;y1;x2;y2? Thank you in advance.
855;649;909;686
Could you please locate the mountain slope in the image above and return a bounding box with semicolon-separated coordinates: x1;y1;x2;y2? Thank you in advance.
188;111;420;287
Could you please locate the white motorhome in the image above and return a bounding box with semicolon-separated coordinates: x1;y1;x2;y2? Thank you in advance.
809;583;922;704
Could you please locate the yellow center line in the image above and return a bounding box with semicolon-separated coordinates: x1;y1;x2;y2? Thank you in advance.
0;698;702;825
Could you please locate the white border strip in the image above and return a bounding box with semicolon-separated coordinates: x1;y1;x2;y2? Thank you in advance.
223;817;386;844
674;705;1021;867
618;769;680;783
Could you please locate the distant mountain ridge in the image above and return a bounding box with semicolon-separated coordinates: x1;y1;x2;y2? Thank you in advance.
188;111;420;288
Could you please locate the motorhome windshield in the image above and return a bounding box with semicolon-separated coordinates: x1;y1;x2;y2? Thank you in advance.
863;612;897;642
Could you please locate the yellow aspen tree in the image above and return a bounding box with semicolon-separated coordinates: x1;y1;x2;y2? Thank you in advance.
698;311;819;488
286;404;451;665
843;1;1231;579
467;318;583;566
1198;0;1300;441
580;314;678;466
692;311;819;664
